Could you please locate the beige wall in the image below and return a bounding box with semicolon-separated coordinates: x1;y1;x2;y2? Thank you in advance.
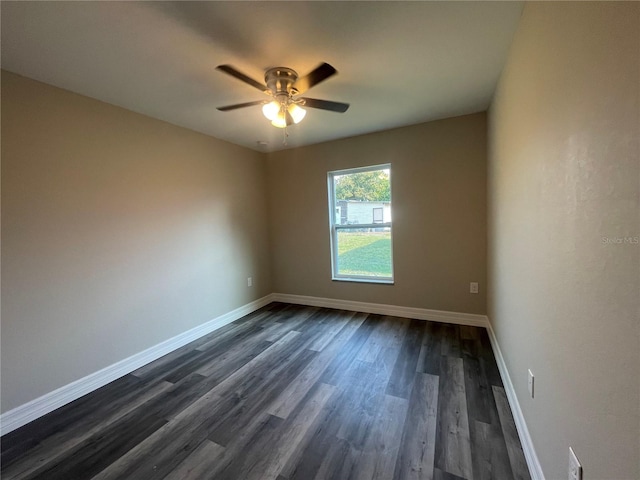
1;71;271;413
267;113;487;314
488;3;639;479
1;74;488;417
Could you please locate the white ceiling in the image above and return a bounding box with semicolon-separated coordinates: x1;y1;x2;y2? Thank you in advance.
1;1;523;152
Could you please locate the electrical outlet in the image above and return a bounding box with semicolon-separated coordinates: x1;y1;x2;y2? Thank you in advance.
470;282;479;294
528;369;534;398
569;447;582;480
247;277;253;287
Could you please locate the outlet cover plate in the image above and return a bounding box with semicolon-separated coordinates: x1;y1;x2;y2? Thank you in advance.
569;447;582;480
527;369;534;398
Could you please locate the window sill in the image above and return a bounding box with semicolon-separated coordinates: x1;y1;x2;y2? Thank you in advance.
331;277;394;285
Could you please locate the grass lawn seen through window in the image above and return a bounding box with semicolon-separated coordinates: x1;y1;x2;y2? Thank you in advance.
337;231;392;277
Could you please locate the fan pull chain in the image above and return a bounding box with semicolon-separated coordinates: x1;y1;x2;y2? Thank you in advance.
282;126;288;146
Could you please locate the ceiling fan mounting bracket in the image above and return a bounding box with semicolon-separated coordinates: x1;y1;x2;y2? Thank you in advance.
264;67;299;96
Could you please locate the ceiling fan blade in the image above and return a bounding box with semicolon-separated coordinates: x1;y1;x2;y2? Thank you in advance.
217;100;266;112
293;63;337;94
300;97;349;113
216;65;270;94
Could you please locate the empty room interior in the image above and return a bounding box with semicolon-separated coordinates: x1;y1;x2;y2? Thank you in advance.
1;2;638;480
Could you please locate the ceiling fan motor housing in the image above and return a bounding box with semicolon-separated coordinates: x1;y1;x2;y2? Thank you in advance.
265;67;299;96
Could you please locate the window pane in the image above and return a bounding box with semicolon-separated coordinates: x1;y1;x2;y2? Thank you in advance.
333;168;391;225
336;229;392;277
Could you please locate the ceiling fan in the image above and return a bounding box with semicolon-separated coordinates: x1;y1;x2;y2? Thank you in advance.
216;63;349;129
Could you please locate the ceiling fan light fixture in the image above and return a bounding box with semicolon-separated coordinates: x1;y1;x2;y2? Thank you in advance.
265;101;306;128
271;117;287;129
262;101;280;121
217;63;348;132
288;104;306;124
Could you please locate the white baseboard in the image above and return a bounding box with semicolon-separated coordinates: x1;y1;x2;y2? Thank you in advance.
271;293;489;328
0;294;275;436
486;320;545;480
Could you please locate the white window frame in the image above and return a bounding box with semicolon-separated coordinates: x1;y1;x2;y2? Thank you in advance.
327;164;394;284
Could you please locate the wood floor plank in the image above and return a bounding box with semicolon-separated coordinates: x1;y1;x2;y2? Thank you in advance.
264;383;338;479
89;396;220;480
356;314;392;363
267;311;365;419
358;315;409;364
2;374;147;454
162;439;225;480
191;383;335;480
185;412;280;480
493;386;531;480
459;326;482;341
416;321;444;376
201;331;321;447
468;376;515;480
307;309;355;352
478;329;503;388
261;307;322;342
129;373;208;421
91;331;305;480
130;306;275;380
353;393;409;480
284;389;357;480
331;328;410;461
462;345;492;425
315;438;361;480
335;361;388;449
319;314;377;386
211;413;286;480
261;304;319;331
469;420;514;480
194;322;288;377
433;468;468;480
434;357;473;480
386;318;426;399
286;308;340;347
192;339;273;384
0;437;38;471
204;330;301;397
440;324;462;358
156;350;209;384
1;379;173;480
206;347;317;447
130;344;203;380
278;384;344;480
191;314;269;354
189;304;304;356
25;411;167;480
223;383;337;480
393;372;439;480
2;304;532;480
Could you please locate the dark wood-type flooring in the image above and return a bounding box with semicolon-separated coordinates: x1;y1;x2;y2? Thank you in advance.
1;303;531;480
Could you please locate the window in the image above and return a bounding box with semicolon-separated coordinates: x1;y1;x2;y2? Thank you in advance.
372;207;383;223
327;164;393;283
